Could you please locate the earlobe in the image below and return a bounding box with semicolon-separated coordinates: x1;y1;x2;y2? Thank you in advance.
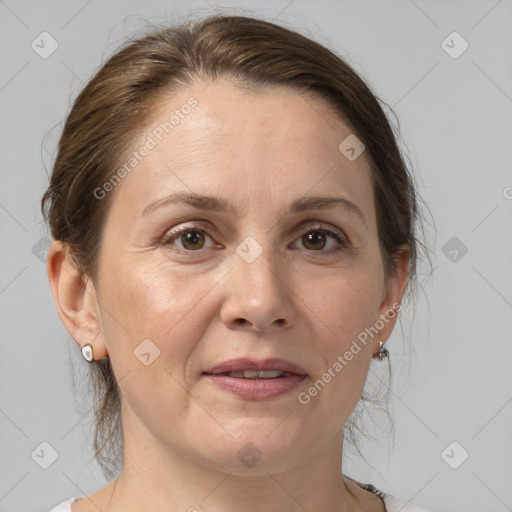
46;240;108;360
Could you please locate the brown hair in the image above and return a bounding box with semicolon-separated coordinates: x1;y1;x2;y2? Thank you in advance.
42;14;429;479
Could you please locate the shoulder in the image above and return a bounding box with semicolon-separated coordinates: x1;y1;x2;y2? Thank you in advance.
383;492;433;512
47;497;82;512
345;476;433;512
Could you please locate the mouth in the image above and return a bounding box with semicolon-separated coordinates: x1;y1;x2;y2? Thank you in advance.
203;357;307;377
202;358;307;400
205;368;302;379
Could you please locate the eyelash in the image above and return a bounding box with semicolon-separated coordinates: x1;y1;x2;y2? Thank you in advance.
160;221;350;256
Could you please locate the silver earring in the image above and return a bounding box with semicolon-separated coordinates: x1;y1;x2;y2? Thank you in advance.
81;343;94;363
377;340;389;361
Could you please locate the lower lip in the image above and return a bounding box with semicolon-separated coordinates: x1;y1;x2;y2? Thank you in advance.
203;374;307;400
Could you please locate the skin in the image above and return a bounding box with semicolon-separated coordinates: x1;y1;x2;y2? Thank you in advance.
47;78;409;512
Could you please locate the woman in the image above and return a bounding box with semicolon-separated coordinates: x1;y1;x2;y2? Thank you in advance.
43;14;432;512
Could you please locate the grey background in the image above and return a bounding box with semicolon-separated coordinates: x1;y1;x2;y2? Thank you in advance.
1;0;511;511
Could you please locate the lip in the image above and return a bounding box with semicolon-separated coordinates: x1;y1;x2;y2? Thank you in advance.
202;357;308;400
203;357;307;376
203;373;307;400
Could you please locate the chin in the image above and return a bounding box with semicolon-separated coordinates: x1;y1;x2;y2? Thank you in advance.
191;421;308;474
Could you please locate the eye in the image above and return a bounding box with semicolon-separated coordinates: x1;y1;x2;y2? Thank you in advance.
293;226;349;254
163;223;218;252
161;222;350;255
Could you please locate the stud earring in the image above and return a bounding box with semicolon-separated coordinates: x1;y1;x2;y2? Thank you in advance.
376;340;389;361
81;343;94;363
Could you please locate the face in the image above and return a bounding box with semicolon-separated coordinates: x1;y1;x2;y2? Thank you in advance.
90;79;404;474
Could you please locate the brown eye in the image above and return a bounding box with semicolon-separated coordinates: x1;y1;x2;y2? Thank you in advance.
302;231;328;250
179;230;206;250
163;224;217;252
295;229;347;253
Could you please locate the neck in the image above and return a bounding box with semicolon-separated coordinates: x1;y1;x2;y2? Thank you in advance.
110;458;362;512
105;416;366;512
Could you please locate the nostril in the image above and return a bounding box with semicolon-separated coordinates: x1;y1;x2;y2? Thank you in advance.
232;318;286;329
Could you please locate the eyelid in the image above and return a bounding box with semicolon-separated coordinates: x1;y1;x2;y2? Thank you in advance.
298;222;350;244
161;220;218;247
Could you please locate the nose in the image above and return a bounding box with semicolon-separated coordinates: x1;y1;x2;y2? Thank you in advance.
219;243;297;333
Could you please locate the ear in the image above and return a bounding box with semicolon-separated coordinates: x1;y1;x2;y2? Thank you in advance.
373;245;410;356
46;240;108;361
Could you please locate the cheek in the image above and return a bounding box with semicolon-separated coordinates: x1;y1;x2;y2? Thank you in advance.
95;260;215;425
306;268;383;347
299;270;382;410
97;257;220;368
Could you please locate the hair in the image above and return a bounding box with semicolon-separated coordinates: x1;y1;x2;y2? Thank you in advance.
41;14;431;480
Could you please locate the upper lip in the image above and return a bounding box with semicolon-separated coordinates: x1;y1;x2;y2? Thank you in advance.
203;357;307;376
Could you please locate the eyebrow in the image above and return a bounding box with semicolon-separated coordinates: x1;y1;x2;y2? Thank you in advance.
142;192;367;228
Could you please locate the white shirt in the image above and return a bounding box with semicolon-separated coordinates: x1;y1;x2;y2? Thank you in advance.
48;493;433;511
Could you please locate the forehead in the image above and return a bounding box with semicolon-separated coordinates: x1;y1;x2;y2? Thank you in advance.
148;79;357;159
111;78;375;218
